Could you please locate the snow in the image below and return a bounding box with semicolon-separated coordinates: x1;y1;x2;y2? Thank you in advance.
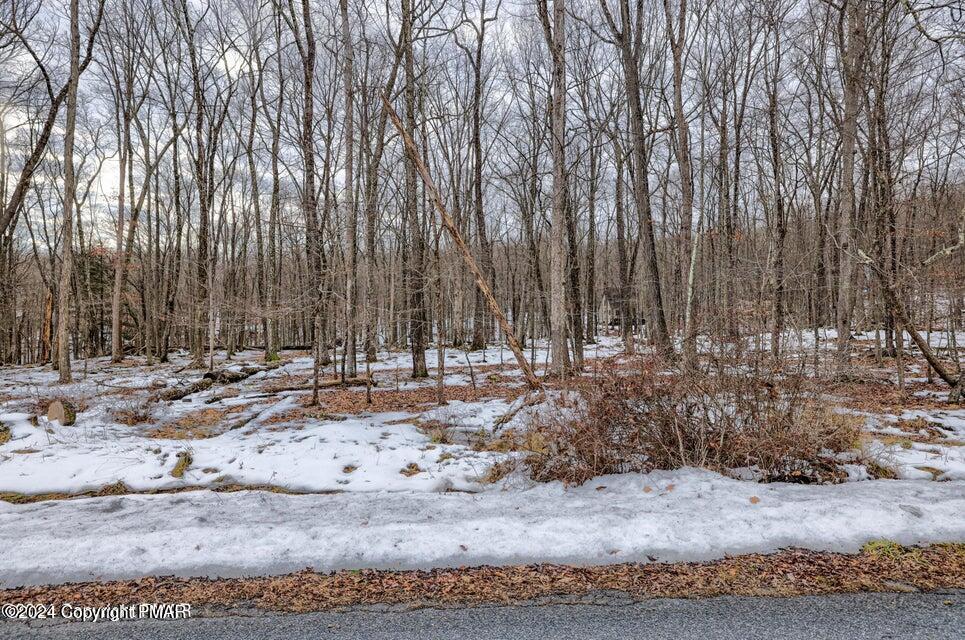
0;339;629;497
1;333;964;589
688;327;965;358
1;468;963;588
867;439;965;482
0;402;512;495
862;409;965;481
421;398;521;432
901;409;965;439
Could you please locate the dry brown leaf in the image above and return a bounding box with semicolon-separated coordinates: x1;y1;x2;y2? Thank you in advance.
1;545;961;613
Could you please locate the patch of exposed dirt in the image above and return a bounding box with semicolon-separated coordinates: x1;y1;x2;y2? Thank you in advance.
262;407;347;425
828;379;954;413
0;482;322;505
1;545;962;613
147;405;252;440
890;417;949;441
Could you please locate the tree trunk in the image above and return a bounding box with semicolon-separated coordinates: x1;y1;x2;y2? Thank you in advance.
402;0;428;378
538;0;571;376
341;0;357;378
56;0;82;384
835;0;867;373
602;0;674;360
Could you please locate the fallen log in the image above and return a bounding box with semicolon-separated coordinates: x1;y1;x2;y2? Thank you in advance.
493;391;546;431
205;392;275;405
156;378;213;402
266;376;377;394
204;362;282;384
155;362;283;403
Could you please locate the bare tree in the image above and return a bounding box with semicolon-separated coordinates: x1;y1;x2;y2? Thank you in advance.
55;0;83;383
598;0;675;360
537;0;571;375
834;0;868;373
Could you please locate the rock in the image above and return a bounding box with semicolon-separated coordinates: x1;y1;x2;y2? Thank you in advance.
46;400;77;426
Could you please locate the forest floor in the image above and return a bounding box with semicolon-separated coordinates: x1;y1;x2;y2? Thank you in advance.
1;331;964;595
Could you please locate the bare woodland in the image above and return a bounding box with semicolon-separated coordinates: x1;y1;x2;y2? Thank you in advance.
0;0;963;393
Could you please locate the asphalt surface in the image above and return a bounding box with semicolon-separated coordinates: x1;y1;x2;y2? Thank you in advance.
3;592;963;639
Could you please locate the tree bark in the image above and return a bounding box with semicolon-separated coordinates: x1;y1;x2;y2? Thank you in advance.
340;0;357;378
538;0;571;376
600;0;674;360
402;0;428;378
835;0;867;373
56;0;83;384
383;97;542;390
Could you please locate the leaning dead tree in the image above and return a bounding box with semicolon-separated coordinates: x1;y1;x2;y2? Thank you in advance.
859;200;965;399
0;0;961;406
383;95;542;391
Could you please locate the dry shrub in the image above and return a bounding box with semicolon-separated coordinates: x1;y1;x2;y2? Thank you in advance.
526;369;863;485
400;462;422;477
111;402;153;426
171;451;193;478
481;459;518;483
472;428;548;454
418;420;454;444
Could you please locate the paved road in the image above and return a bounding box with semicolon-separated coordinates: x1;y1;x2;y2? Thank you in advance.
3;592;963;639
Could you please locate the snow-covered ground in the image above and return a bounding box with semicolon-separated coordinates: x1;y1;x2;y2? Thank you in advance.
682;327;965;357
862;408;965;481
1;332;963;588
2;468;963;587
0;404;510;494
0;340;619;496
